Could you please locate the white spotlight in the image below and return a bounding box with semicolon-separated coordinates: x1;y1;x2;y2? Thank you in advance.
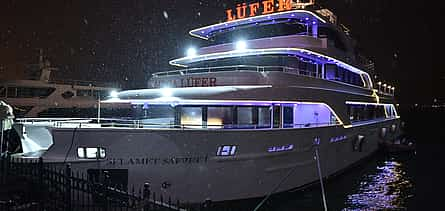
110;90;119;98
235;40;247;51
161;88;173;97
186;47;197;57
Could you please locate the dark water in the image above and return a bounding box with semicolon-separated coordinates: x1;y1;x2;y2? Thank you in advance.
215;106;445;211
252;151;416;211
217;152;416;211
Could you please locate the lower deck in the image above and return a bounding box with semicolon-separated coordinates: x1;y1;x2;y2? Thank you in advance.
9;116;401;203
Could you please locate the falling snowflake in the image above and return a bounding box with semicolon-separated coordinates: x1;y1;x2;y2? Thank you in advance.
163;11;169;19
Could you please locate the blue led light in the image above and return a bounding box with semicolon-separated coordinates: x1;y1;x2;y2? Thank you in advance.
268;144;294;153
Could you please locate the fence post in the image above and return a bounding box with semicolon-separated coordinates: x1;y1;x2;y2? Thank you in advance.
64;164;72;211
38;158;44;211
102;171;109;211
143;182;151;211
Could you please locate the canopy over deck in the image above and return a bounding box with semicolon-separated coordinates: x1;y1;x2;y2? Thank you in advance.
103;85;272;102
189;10;327;40
169;47;371;79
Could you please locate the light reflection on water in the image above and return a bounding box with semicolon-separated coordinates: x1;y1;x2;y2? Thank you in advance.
342;156;415;210
215;152;415;211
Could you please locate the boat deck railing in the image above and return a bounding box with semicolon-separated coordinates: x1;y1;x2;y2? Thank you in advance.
152;65;320;78
17;118;338;130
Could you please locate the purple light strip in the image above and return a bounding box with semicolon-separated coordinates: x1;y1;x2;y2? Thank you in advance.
190;10;326;40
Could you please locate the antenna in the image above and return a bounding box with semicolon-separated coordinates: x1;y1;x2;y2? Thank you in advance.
38;49;59;82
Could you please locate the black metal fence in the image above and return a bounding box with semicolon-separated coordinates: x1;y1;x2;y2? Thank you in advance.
0;155;262;211
0;155;184;211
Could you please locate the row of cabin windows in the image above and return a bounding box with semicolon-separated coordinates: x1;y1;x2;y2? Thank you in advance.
208;22;347;52
128;104;339;129
0;86;109;99
0;86;55;98
190;55;369;88
325;64;364;87
189;55;320;77
347;104;397;123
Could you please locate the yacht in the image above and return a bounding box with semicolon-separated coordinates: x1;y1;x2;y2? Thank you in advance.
6;0;401;204
0;52;121;118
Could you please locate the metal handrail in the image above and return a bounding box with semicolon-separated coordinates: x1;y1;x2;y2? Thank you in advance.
152;65;320;78
18;118;339;129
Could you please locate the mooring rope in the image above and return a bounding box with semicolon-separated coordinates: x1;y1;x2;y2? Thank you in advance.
253;157;300;211
314;145;328;211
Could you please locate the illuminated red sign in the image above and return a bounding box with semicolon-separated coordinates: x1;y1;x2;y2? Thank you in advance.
226;0;293;22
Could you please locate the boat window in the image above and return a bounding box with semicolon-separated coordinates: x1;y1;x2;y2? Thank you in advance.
361;74;372;88
7;87;16;97
0;86;5;97
283;106;294;128
209;20;307;45
76;89;92;97
188;55;318;77
133;104;175;126
272;106;281;128
294;104;336;127
181;106;203;128
258;106;272;128
207;106;234;128
237;107;255;128
325;64;337;80
348;104;391;123
75;89;110;99
384;105;398;118
324;65;364;87
5;87;55;98
93;90;111;99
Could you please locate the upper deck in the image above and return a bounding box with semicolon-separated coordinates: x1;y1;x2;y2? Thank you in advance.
189;9;327;40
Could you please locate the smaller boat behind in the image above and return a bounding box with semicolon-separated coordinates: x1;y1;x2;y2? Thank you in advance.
0;100;14;154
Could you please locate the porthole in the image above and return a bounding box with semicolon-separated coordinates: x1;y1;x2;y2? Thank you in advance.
61;91;74;99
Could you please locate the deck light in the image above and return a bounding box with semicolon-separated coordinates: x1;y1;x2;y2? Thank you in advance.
161;88;173;97
186;47;197;57
235;40;247;51
110;90;119;98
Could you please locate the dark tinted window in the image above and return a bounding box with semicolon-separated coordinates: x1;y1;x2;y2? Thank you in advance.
318;27;346;51
6;87;55;98
325;65;364;87
209;21;307;45
0;86;5;97
348;104;387;123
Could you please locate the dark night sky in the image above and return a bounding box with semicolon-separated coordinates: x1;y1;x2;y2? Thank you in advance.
0;0;441;104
